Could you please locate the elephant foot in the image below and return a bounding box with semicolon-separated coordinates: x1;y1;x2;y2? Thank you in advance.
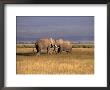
36;52;40;56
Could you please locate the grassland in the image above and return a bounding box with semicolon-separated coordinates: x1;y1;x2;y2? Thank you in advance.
16;44;94;74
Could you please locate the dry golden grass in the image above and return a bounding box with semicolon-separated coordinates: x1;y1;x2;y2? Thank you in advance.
16;48;94;74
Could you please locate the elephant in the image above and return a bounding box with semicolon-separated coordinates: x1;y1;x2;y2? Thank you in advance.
47;45;56;55
35;38;56;55
55;39;72;53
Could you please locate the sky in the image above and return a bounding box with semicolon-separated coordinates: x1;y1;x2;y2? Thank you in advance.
16;16;94;42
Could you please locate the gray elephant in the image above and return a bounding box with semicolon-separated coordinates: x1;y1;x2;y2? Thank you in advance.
35;38;55;55
55;39;72;53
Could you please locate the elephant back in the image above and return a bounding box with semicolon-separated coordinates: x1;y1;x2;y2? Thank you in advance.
35;38;55;49
55;39;64;46
63;41;72;48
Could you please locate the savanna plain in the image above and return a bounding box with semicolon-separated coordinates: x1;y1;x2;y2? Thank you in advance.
16;44;94;74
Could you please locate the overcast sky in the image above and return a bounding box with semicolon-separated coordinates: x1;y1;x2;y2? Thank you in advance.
16;16;94;42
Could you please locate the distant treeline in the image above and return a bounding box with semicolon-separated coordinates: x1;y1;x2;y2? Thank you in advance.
72;44;94;48
16;44;94;48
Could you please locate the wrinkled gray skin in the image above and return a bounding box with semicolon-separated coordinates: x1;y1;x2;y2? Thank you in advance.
35;38;55;55
55;39;72;53
34;38;72;55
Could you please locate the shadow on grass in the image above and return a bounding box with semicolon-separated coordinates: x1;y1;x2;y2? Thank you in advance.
16;52;47;56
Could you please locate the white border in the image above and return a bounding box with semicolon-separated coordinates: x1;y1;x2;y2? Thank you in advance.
5;4;107;87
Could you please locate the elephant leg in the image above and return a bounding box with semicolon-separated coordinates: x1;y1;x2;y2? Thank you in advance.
33;47;35;54
37;52;40;56
47;47;54;55
47;47;49;54
37;49;41;55
70;48;72;53
48;48;52;55
36;45;41;55
57;47;61;53
47;47;51;55
54;48;57;54
52;46;56;54
66;48;72;54
58;46;62;54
